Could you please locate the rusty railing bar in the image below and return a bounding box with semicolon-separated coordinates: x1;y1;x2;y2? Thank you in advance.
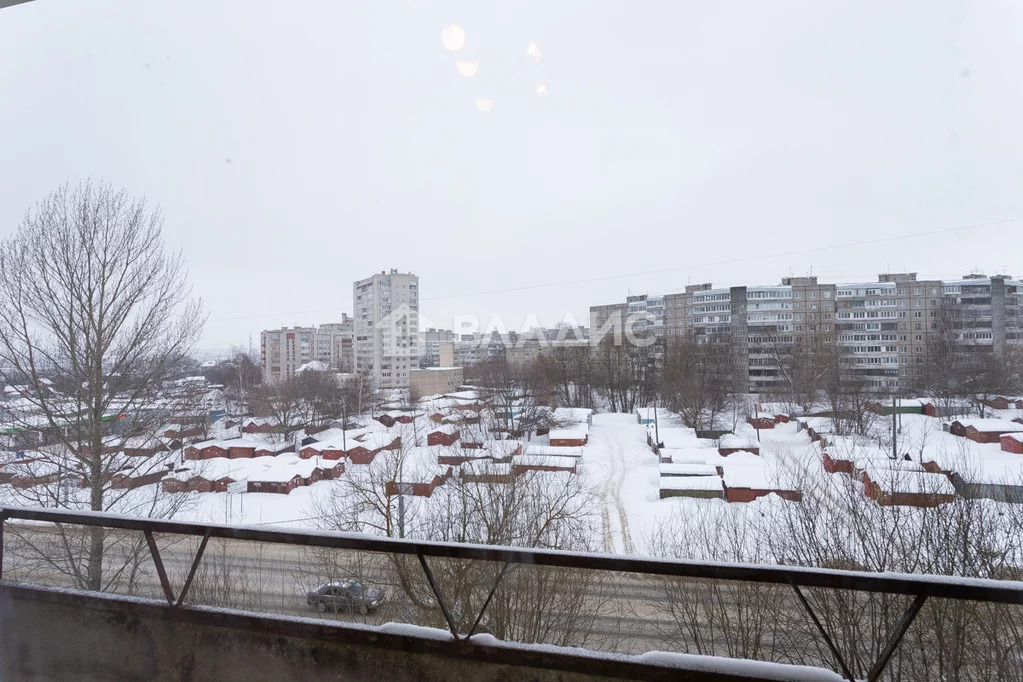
3;506;1023;606
866;593;928;682
416;550;460;640
788;580;855;682
143;530;175;606
469;561;513;638
0;512;5;581
175;530;211;607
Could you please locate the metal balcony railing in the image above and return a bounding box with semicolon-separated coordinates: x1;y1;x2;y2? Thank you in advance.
2;506;1023;682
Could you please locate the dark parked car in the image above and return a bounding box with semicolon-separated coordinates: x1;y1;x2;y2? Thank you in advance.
306;580;385;615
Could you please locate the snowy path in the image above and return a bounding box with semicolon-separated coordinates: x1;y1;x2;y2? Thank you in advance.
583;414;657;555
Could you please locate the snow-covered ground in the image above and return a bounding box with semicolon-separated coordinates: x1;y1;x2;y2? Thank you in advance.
19;407;1023;559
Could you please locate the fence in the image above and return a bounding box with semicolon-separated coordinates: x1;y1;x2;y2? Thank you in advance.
2;506;1022;681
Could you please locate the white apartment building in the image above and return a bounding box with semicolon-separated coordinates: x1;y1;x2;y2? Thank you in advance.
260;319;354;385
353;269;419;390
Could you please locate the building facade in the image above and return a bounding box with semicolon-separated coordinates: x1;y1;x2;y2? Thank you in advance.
353;269;420;390
419;328;456;368
410;366;464;397
593;272;1022;394
942;275;1022;355
260;319;354;384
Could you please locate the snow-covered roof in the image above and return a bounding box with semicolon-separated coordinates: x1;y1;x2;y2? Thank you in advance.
487;440;523;457
1003;433;1023;443
221;438;285;451
662;448;710;465
296;360;328;373
869;470;956;496
311;427;367;444
168;457;252;482
526;445;583;458
722;466;797;491
855;460;927;482
652;427;702;448
952;456;1023;485
896;398;932;407
460;460;511;476
246;459;316;483
395;447;447;481
954;419;1023;433
357;432;400;449
659;463;718;477
189;439;226;450
549;427;588;440
552;407;592;425
513;455;577;470
430;424;459;435
720;433;758;448
660;476;724;491
441;390;479;401
821;436;893;462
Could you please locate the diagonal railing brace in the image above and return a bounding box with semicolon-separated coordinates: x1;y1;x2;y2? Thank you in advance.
417;550;460;640
144;530;175;606
867;593;928;682
469;561;514;638
175;530;211;607
789;579;856;681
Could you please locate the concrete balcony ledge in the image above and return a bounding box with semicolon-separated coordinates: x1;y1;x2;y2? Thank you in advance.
0;582;842;682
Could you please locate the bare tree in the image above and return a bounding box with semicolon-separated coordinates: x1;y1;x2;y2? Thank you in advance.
204;347;262;410
593;338;655;414
0;182;204;590
250;377;307;441
659;336;734;431
533;344;597;409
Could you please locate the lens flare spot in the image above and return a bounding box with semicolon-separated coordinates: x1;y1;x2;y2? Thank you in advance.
526;42;542;63
456;61;479;77
536;84;548;95
441;25;466;51
474;99;494;113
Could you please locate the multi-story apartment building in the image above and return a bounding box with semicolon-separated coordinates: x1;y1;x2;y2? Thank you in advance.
419;328;456;368
942;274;1023;354
260;319;354;384
626;294;665;340
835;274;942;390
595;272;1015;394
353;269;419;390
589;302;629;344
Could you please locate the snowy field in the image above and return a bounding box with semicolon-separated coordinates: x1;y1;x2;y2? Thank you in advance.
165;412;814;555
43;407;1019;560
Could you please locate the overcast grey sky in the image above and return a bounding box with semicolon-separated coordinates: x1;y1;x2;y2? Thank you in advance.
2;0;1021;354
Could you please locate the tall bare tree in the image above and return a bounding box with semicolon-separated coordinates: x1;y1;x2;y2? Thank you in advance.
659;336;734;431
0;182;204;590
593;338;655;414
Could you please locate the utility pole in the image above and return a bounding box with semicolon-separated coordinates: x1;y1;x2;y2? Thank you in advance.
653;402;660;448
398;493;406;539
892;395;897;460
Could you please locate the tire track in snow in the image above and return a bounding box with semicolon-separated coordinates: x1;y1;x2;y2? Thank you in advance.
610;437;636;554
597;435;635;555
598;437;617;553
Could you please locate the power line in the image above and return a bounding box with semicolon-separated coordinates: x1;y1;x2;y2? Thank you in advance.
418;216;1023;302
209;215;1022;322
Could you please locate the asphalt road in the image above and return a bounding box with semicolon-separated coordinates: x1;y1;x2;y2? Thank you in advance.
0;522;825;660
